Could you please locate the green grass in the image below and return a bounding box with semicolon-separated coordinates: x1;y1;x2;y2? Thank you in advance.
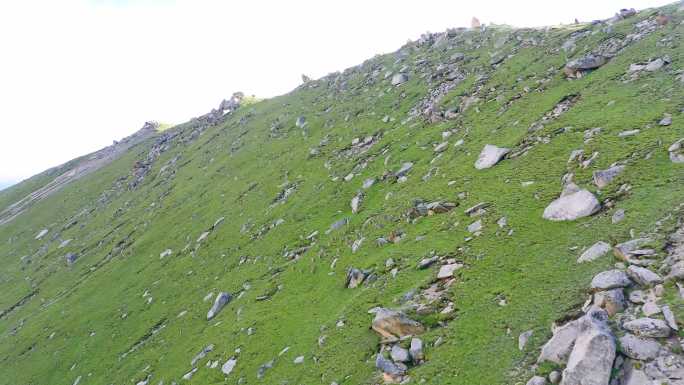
0;5;683;385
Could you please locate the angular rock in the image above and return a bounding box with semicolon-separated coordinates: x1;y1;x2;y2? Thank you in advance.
376;354;405;378
390;345;410;363
395;162;414;178
191;344;214;367
538;319;580;364
207;292;232;320
437;263;463;279
345;268;366;289
669;139;684;163
560;308;615;385
409;337;424;362
590;270;631;291
622;318;671;338
613;238;653;260
295;116;306;128
543;189;600;221
474;144;510;169
662;305;678;331
467;220;482;233
566;54;607;71
65;252;78;265
527;376;547;385
578;241;612;263
619;334;661;360
222;357;237;375
391;73;408;86
593;165;625;188
418;256;439;269
612;209;625;224
351;194;362;214
519;330;533;350
593;289;625;316
549;371;561;384
370;308;424;339
626;266;663;287
35;229;48;240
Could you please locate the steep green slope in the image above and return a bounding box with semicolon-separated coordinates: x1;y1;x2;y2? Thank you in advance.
1;4;683;385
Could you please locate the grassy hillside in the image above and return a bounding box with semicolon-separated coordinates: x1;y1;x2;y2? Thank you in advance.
0;4;683;385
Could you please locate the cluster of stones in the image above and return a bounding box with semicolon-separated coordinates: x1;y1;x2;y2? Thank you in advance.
525;230;684;385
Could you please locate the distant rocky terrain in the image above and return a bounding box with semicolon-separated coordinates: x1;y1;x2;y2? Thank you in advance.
0;3;683;385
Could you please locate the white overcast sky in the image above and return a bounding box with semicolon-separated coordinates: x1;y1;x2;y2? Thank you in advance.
0;0;675;189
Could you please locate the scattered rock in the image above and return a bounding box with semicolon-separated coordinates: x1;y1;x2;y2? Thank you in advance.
578;241;612;263
564;54;607;77
222;357;237;375
293;355;304;364
474;144;510;169
527;376;547;385
207;292;232;320
375;354;405;381
659;113;672;126
612;209;625;224
619;334;661;360
593;289;625;316
160;249;172;258
191;344;214;367
346;268;367;289
35;229;48;240
65;252;78;265
622;318;671;338
626;266;663;287
592;165;625;188
662;305;678;331
390;345;410;363
437;263;463;279
669;139;684;163
590;270;631;291
351;194;363;214
519;330;533;350
391;73;409;86
538;320;580;364
409;338;424;362
560;308;615;385
543;189;600;221
370;308;424;339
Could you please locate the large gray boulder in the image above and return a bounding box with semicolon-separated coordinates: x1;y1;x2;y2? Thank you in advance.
474;144;510;169
560;308;615;385
207;292;232;320
543;189;600;221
